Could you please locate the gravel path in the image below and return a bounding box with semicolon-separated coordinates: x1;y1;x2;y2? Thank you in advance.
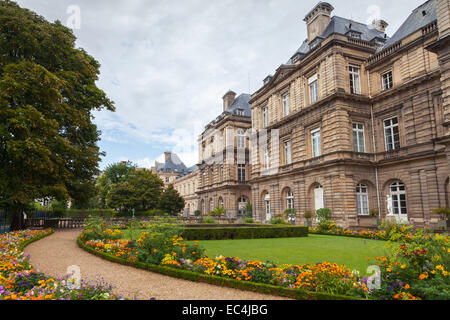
24;230;288;300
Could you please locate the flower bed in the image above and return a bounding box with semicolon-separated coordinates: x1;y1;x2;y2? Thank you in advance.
79;219;450;300
79;225;363;299
0;229;123;300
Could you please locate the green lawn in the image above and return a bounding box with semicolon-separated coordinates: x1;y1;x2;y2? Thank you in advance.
189;235;389;274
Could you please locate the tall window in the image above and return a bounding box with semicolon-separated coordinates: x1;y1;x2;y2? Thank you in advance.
349;65;361;94
263;147;270;169
264;193;271;220
284;140;292;164
311;129;321;157
237;164;246;182
286;190;294;210
382;70;393;91
356;184;369;216
308;74;319;104
262;107;268;128
353;123;366;153
282;93;290;116
384;117;400;151
390;182;407;215
237;129;245;148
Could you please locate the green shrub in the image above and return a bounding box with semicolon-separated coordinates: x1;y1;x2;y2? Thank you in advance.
269;217;286;225
137;209;165;217
244;217;254;224
304;211;313;219
194;210;202;217
202;217;216;224
432;207;450;219
316;208;332;223
210;206;225;217
182;226;308;240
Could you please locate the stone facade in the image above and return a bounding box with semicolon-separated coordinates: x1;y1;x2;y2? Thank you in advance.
248;0;450;229
196;91;253;218
172;170;200;216
159;0;450;230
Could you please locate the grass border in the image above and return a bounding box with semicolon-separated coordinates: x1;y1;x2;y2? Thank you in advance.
77;236;360;301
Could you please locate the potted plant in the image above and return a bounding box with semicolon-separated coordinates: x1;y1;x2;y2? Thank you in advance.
369;209;380;226
194;210;201;217
284;208;297;225
304;211;313;227
432;208;450;230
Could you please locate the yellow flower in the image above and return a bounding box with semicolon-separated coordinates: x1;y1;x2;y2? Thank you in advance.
400;264;406;269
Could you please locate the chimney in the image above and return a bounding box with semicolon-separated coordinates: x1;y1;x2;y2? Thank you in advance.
164;152;172;162
303;2;334;44
222;90;236;111
371;19;389;33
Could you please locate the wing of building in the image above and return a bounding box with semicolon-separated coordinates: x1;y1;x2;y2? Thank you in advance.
248;0;450;229
163;0;450;230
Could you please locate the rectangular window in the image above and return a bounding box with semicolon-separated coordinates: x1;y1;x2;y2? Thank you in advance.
311;129;321;158
349;65;361;94
382;71;393;91
262;107;268;128
308;74;319;104
263;147;269;170
384;117;400;151
356;184;369;216
282;93;290;116
353;123;366;153
238;164;246;182
284;140;292;164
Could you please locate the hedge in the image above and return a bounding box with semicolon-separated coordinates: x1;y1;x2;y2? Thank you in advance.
77;236;359;300
181;226;308;240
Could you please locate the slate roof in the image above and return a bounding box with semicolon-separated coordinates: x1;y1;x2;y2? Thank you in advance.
155;153;188;173
381;0;437;49
205;93;251;128
286;16;388;65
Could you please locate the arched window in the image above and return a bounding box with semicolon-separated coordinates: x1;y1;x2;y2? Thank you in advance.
264;193;271;221
238;197;248;216
209;198;214;213
237;129;246;148
356;184;369;216
286;189;294;210
218;197;224;208
390;182;407;215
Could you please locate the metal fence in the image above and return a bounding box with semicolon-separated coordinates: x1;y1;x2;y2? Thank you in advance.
0;209;9;235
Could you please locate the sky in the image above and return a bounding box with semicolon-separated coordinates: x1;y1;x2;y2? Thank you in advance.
15;0;427;170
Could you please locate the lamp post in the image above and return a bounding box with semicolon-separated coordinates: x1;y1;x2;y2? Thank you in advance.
132;208;135;220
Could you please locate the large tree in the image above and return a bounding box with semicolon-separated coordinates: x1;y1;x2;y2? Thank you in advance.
158;184;185;216
0;1;114;230
104;168;164;213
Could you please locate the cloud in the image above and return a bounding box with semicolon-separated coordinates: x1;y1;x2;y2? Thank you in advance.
16;0;427;169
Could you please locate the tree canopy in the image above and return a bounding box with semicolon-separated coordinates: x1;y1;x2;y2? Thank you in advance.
158;184;185;216
0;1;114;229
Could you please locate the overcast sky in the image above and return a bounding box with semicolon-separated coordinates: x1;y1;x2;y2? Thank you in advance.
15;0;426;170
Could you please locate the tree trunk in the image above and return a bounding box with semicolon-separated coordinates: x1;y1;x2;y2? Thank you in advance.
10;203;25;231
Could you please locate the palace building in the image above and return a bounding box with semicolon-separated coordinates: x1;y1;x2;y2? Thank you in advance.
249;0;450;229
165;0;450;230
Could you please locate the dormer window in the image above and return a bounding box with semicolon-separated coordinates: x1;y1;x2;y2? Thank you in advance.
310;37;322;49
346;29;362;39
291;52;303;63
263;75;273;85
236;109;245;116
